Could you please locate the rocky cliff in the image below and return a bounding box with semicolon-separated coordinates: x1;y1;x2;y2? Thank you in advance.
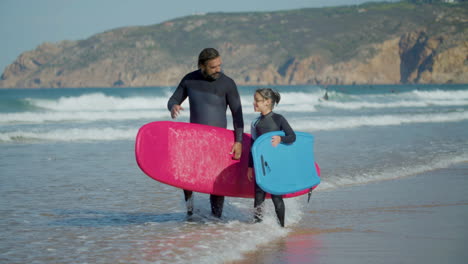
1;2;467;88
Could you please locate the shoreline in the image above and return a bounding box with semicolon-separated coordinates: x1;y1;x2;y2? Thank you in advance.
230;162;468;264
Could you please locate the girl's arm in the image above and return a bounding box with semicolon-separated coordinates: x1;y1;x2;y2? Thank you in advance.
279;115;296;144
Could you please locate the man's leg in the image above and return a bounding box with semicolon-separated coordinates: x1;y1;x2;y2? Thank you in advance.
210;195;224;218
184;190;193;216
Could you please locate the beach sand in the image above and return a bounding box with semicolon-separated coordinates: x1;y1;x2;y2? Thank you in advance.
230;162;468;264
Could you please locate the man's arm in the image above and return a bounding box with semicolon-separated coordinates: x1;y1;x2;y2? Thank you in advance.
226;82;244;160
167;80;188;118
226;84;244;143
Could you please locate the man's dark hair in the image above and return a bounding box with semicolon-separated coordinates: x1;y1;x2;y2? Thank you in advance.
198;48;220;68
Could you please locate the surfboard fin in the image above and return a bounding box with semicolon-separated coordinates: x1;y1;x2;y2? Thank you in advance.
307;188;313;203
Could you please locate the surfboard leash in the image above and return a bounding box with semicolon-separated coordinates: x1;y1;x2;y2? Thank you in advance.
307;188;313;203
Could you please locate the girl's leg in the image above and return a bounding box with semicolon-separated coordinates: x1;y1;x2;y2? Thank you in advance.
271;195;285;227
254;183;266;222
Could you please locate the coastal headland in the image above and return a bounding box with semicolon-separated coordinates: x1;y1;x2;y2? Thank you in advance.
1;1;467;88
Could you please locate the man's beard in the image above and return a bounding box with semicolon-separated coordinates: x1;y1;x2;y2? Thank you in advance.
201;70;221;81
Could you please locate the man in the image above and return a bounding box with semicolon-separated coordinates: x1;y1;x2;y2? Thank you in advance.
167;48;244;218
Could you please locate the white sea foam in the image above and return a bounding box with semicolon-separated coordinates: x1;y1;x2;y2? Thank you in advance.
0;127;138;142
291;111;468;131
141;195;303;264
3;110;467;142
2;88;467;140
320;98;468;110
317;153;468;190
412;89;468;100
0;110;180;124
9;88;468;115
6;89;466;126
246;89;468;111
25;92;171;111
314;89;468;110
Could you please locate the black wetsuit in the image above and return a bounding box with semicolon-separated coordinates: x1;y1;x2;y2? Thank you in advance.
168;69;244;217
251;112;295;227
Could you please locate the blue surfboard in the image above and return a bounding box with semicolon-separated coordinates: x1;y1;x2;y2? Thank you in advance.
251;131;320;195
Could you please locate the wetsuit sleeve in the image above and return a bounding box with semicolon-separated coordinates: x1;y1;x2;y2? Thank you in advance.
167;79;188;111
279;116;296;144
226;84;244;142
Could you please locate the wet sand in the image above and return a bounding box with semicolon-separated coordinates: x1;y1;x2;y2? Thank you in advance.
230;162;468;264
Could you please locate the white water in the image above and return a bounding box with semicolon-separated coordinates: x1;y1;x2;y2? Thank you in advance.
1;88;468;141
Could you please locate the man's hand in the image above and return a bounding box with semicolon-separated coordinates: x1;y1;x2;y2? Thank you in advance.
230;142;242;160
171;104;184;119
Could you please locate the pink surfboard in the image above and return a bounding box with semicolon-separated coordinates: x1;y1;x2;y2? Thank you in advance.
135;121;320;198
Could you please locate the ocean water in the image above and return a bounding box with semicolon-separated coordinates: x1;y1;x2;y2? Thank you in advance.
1;84;467;263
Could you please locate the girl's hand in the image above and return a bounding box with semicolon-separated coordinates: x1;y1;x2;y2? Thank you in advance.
271;136;281;147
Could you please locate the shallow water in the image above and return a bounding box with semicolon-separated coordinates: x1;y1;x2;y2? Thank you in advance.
1;84;467;263
236;163;468;264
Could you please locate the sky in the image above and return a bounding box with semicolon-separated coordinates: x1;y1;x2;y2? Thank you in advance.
0;0;394;72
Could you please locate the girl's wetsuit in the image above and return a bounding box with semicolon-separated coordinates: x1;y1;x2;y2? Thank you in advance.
250;111;296;227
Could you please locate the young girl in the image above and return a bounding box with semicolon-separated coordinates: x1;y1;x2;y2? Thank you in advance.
249;88;296;227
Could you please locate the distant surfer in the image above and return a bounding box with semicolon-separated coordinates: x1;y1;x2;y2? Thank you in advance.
167;48;244;218
248;88;296;227
322;85;329;101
